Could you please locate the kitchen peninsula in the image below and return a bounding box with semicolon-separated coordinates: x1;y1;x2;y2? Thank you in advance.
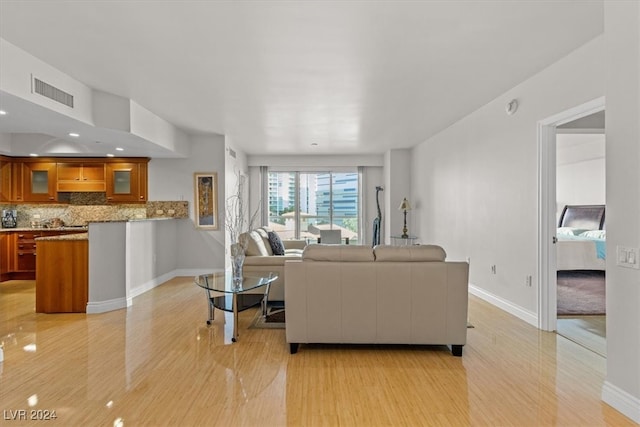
28;217;186;314
36;232;88;313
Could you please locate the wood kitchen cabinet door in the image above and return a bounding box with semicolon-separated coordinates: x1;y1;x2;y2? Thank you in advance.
0;156;12;202
0;232;9;282
23;162;57;202
57;162;106;192
106;161;147;203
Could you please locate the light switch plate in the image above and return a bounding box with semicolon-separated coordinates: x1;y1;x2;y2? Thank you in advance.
617;245;640;269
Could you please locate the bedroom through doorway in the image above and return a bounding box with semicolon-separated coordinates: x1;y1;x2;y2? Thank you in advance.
554;111;606;357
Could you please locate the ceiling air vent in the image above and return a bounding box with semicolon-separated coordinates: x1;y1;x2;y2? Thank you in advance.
32;77;74;108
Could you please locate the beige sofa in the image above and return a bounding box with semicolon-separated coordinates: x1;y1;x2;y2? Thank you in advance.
238;227;307;302
284;244;469;356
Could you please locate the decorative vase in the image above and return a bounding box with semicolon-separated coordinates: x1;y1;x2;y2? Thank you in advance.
230;243;245;288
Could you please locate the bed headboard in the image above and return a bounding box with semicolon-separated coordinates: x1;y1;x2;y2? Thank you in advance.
558;205;605;230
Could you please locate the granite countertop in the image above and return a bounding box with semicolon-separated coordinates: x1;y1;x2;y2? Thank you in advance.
0;227;88;233
1;217;184;233
35;232;88;241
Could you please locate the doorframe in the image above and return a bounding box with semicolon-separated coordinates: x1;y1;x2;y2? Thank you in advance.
537;96;605;331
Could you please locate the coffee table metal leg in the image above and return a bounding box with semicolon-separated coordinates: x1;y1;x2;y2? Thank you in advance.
232;293;239;342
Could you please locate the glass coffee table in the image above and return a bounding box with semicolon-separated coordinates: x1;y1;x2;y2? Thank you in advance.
194;272;278;342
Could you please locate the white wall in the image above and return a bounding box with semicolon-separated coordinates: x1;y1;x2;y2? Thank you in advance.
384;149;412;244
127;219;180;297
602;2;640;421
148;134;226;271
556;133;606;221
411;34;604;316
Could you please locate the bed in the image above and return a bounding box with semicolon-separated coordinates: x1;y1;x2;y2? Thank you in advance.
556;204;606;271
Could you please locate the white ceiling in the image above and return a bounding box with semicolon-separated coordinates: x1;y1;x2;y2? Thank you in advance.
0;1;603;158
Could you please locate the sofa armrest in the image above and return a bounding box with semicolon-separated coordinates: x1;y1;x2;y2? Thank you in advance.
283;239;307;250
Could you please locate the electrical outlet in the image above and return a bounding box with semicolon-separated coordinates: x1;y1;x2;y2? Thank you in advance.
167;209;175;215
490;265;496;274
156;209;164;215
33;214;41;219
526;275;532;287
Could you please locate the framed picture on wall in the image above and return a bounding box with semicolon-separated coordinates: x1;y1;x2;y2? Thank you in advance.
194;172;218;230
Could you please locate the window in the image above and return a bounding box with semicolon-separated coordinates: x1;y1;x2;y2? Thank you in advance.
267;171;359;244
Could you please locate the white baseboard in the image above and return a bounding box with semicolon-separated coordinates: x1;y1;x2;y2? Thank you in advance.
469;283;538;327
128;268;226;299
602;381;640;423
86;297;129;314
129;271;178;299
173;268;225;277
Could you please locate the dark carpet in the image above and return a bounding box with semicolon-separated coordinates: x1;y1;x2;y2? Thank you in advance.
557;270;606;315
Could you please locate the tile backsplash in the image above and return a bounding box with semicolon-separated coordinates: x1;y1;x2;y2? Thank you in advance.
0;201;189;228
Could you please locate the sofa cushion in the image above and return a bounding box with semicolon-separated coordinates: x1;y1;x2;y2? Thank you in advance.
244;254;303;266
302;244;375;262
241;230;270;256
373;245;446;262
255;228;274;256
267;231;286;255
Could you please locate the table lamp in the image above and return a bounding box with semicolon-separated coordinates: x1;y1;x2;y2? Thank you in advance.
398;198;411;238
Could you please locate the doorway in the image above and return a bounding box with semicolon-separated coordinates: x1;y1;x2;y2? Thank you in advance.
537;96;605;337
554;119;606;357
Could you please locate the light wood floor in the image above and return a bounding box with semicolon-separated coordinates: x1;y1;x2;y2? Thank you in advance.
557;316;607;357
0;278;636;426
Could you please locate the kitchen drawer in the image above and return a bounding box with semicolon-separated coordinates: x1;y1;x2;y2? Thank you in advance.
16;251;36;272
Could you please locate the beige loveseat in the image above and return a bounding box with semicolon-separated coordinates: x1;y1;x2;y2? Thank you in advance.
238;228;307;302
284;244;469;356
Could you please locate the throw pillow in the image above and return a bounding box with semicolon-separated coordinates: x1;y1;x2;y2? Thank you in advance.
267;231;285;256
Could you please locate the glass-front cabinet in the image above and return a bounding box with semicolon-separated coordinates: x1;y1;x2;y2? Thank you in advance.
106;161;147;203
21;162;57;202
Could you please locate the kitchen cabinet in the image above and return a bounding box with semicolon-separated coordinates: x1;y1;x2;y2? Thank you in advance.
1;229;86;281
57;162;106;192
0;156;12;202
106;160;148;203
22;161;57;202
14;231;42;276
1;156;149;204
0;232;9;282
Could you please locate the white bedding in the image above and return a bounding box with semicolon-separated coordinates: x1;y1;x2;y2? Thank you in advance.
556;230;606;271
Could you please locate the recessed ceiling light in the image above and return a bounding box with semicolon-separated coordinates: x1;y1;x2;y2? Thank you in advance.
106;153;115;157
69;132;79;137
0;110;7;115
115;147;124;151
29;153;38;157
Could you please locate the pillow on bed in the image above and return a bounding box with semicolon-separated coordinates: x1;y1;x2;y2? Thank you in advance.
579;229;606;239
557;227;588;236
